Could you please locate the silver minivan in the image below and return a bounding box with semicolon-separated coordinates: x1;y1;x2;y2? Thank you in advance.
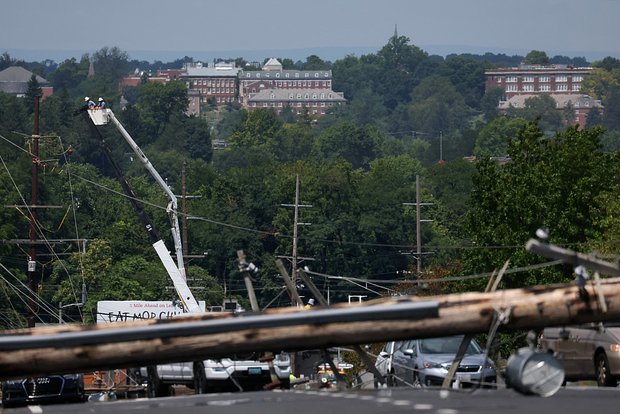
539;323;620;387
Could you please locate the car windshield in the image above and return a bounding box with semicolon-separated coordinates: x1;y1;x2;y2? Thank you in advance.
419;336;482;355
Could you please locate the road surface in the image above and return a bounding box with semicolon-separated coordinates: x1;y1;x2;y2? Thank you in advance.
2;386;617;414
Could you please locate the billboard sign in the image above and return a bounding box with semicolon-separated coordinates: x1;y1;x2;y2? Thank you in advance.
96;300;206;324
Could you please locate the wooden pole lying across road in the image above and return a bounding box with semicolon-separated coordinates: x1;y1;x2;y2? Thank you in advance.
1;277;619;380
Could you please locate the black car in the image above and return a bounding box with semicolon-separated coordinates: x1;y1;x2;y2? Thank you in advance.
2;374;86;408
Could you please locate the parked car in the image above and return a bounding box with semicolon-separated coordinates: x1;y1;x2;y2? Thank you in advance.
538;322;620;387
1;374;86;408
140;353;292;396
374;341;396;387
390;335;497;388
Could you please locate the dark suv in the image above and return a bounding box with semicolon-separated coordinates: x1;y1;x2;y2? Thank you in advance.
1;374;86;408
539;323;620;387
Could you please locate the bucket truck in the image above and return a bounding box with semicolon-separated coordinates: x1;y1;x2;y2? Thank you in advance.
82;108;290;396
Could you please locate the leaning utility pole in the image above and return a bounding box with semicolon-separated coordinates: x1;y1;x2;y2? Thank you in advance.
27;95;41;328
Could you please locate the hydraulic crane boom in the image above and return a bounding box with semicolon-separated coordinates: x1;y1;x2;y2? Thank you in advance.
83;108;201;314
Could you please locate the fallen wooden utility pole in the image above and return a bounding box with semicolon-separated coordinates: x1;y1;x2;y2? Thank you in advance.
1;275;620;380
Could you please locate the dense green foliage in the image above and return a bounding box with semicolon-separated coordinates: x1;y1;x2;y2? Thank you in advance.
1;37;620;362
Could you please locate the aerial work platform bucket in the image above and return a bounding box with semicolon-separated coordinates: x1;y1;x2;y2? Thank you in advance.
88;108;111;125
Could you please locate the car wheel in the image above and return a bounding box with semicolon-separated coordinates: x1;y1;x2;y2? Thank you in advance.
193;361;208;394
412;370;422;388
146;366;170;398
595;353;617;387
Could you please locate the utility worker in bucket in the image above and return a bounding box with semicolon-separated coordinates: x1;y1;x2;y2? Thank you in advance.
304;298;315;310
85;96;96;110
97;97;107;109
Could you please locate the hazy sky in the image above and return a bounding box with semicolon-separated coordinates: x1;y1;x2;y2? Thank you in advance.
2;0;619;62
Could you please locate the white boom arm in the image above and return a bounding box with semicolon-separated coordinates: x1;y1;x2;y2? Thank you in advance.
88;109;201;313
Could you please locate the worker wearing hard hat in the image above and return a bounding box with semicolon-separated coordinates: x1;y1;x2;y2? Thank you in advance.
97;97;107;109
85;96;96;110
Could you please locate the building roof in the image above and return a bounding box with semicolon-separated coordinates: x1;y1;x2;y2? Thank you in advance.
0;66;48;83
248;88;346;102
498;93;603;110
240;69;332;80
183;62;241;78
263;58;283;71
485;65;593;76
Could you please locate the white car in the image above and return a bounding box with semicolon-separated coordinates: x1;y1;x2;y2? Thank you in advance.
141;353;291;396
374;341;396;387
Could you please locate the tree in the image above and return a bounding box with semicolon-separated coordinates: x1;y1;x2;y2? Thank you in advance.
303;55;330;70
481;87;504;121
228;108;283;148
474;116;527;157
92;46;130;85
462;122;618;290
509;94;563;133
50;58;85;91
25;74;42;113
136;80;189;140
408;75;472;134
376;35;428;109
312;121;380;169
441;55;488;109
523;50;550;65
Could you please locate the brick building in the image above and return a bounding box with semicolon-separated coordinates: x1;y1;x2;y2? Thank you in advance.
485;64;592;99
180;62;240;106
485;64;601;127
239;58;345;116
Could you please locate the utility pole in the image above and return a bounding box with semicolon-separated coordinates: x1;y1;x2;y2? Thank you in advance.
403;175;433;276
439;130;443;163
27;95;41;328
181;162;189;278
280;174;312;295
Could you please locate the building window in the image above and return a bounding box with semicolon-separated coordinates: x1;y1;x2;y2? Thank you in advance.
523;85;534;92
572;76;583;82
315;72;319;77
555;75;568;82
305;93;309;99
572;84;581;91
312;93;317;99
320;93;325;99
539;84;550;92
523;76;534;82
506;76;518;83
297;93;301;99
507;85;518;92
285;73;290;78
256;73;260;78
305;73;309;78
289;93;294;99
539;76;550;82
276;73;280;78
295;73;299;78
556;84;568;91
247;73;251;77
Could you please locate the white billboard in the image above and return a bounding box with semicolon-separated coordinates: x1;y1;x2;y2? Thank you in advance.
96;300;206;324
